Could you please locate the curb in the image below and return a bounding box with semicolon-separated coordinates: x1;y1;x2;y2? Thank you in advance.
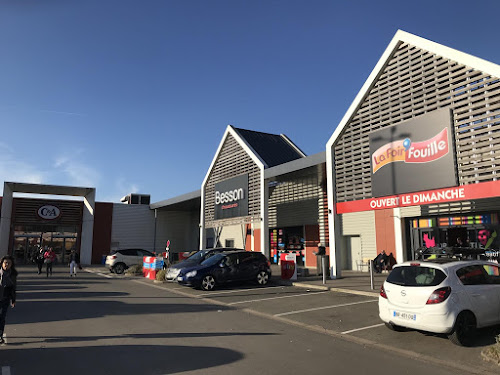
280;280;379;298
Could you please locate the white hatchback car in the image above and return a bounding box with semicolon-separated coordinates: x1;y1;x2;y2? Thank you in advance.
379;259;500;346
106;248;155;274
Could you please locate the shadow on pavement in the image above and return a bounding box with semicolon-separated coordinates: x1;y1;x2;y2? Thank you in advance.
17;291;130;299
1;344;245;375
9;331;277;345
10;300;235;325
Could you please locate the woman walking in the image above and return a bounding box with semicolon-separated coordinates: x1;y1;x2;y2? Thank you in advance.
44;247;56;277
0;255;17;346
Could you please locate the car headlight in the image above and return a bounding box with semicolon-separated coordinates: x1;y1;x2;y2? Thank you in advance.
186;270;197;278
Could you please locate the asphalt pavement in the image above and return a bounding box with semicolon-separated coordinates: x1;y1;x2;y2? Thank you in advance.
3;263;499;375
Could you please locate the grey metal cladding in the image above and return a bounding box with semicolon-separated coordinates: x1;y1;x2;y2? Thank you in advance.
204;133;261;228
334;42;500;202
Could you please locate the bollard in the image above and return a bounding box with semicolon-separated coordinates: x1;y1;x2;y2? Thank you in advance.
369;259;374;290
322;256;328;285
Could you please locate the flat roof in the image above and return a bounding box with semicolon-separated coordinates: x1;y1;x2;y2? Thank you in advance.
264;151;325;179
150;189;201;210
5;182;95;197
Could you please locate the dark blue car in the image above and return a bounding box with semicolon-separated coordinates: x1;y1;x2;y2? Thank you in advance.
177;251;271;291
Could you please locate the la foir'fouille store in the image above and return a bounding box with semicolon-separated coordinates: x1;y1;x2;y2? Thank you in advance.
337;109;500;261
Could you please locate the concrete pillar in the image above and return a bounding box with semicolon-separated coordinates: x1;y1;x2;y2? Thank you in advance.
0;183;13;258
393;207;404;263
80;189;95;265
261;172;269;257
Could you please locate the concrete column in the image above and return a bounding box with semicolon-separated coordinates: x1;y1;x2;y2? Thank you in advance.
80;189;95;265
261;173;269;257
0;183;13;258
393;207;404;263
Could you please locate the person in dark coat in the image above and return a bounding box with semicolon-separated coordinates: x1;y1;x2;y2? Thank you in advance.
35;246;45;275
68;250;80;277
0;255;17;346
373;250;389;273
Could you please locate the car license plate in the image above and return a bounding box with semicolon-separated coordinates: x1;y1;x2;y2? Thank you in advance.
392;310;416;321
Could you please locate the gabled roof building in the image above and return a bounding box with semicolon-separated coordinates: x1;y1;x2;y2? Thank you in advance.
327;30;500;278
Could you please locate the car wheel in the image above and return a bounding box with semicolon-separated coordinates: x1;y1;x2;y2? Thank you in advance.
384;322;406;332
113;263;126;275
201;275;216;291
448;311;476;346
256;270;269;285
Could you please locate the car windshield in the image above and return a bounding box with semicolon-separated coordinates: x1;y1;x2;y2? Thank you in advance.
186;250;210;262
201;253;225;266
386;266;447;287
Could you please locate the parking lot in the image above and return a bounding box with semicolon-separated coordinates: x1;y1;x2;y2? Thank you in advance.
85;267;500;375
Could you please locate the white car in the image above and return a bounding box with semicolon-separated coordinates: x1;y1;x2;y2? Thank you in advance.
379;259;500;346
106;248;155;274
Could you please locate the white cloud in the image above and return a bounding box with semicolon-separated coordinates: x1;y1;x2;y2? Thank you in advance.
99;178;140;203
52;155;100;188
0;147;46;192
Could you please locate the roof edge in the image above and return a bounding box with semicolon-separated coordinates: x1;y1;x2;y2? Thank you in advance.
326;29;500;150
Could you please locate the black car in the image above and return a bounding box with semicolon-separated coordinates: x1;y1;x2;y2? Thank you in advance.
177;251;272;291
165;248;243;281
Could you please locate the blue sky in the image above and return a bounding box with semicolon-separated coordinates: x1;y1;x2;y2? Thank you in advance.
1;0;499;203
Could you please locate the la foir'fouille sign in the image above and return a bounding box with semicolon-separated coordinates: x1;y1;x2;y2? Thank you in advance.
369;108;457;197
214;174;249;220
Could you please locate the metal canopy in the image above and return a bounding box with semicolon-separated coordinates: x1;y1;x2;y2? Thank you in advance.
6;182;95;197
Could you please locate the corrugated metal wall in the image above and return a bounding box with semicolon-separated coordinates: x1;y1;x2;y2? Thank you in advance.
268;167;324;228
155;210;199;252
341;211;377;259
111;204;155;251
400;206;422;218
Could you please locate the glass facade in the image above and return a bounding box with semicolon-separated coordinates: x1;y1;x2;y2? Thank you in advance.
13;224;79;264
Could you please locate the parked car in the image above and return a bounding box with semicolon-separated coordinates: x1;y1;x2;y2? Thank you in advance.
177;250;272;291
106;248;155;274
165;248;243;281
379;259;500;346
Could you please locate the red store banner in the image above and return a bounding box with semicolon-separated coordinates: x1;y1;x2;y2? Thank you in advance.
336;180;500;214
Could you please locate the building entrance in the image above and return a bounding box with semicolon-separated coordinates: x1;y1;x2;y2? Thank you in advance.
13;225;79;264
408;213;500;260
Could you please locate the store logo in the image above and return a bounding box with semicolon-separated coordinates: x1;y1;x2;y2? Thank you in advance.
38;205;61;220
215;188;244;208
372;128;449;174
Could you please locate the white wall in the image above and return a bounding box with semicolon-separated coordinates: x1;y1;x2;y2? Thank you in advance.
341;210;377;260
111;204;155;252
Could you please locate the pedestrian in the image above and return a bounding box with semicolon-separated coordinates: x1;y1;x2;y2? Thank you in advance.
373;250;389;273
0;255;17;346
44;247;56;277
68;250;80;277
35;246;45;275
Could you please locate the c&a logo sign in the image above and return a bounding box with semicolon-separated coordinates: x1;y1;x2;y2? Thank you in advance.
37;205;61;220
371;128;449;174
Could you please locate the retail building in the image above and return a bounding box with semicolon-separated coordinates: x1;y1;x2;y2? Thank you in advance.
327;30;500;278
1;31;499;275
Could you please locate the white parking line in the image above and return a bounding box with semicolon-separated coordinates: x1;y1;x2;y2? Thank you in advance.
274;299;377;317
196;286;286;297
2;366;11;375
341;323;385;334
84;269;113;278
227;291;328;305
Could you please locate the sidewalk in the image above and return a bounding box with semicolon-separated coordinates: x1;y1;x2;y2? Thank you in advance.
270;264;387;297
